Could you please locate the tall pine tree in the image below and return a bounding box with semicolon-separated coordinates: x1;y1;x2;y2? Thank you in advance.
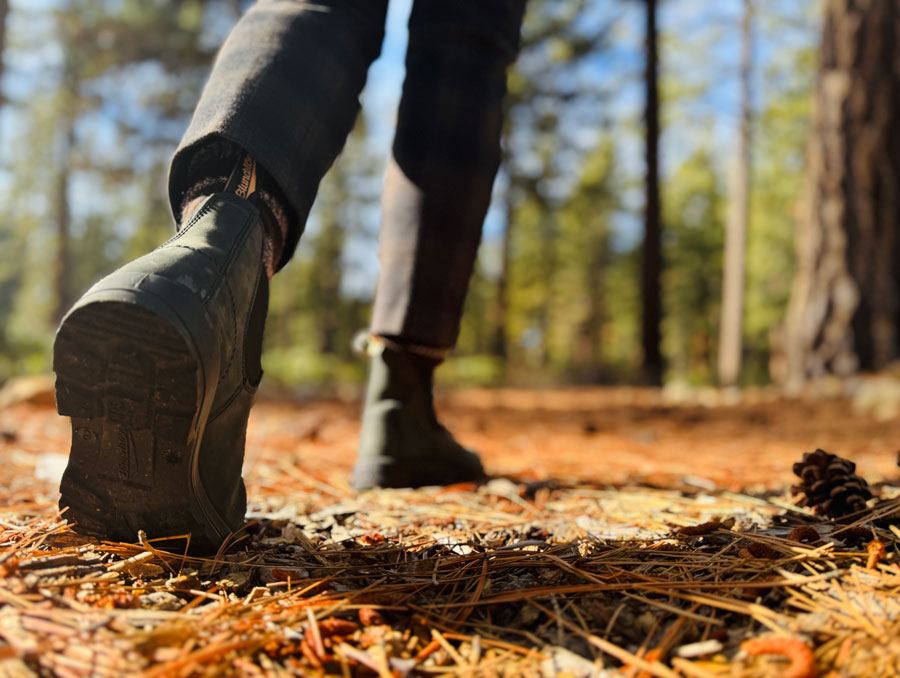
783;0;900;386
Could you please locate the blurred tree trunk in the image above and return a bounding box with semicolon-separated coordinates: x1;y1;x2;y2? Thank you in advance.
309;169;347;355
53;129;74;325
491;182;513;359
491;121;515;361
53;56;77;326
577;238;605;370
783;0;900;387
641;0;663;384
0;0;8;98
0;0;7;147
717;0;753;387
312;223;344;354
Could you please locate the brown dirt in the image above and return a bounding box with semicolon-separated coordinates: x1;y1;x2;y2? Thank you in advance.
237;387;900;497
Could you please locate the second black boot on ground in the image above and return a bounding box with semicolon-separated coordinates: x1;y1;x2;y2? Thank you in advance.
353;339;486;490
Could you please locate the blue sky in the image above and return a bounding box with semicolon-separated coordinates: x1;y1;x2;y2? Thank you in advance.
361;0;412;147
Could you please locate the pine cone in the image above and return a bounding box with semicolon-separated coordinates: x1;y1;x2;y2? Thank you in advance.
791;448;872;519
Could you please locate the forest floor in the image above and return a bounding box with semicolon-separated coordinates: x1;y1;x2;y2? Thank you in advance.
2;381;900;677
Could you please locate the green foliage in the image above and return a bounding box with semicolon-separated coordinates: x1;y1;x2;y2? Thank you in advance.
261;346;364;388
499;137;622;381
551;140;617;377
456;261;497;356
601;246;642;377
744;44;815;383
662;149;725;384
436;355;505;388
506;193;554;368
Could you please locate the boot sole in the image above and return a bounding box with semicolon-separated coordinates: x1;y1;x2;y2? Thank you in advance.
352;452;486;490
54;283;228;552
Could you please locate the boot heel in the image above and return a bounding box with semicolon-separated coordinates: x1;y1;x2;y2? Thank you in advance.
55;300;210;548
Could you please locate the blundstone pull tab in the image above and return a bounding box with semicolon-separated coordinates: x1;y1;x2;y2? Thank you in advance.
225;154;258;198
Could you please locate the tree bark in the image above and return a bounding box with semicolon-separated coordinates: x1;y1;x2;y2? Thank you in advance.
53;119;74;325
314;223;343;355
577;233;605;373
0;0;8;93
718;0;753;387
491;182;513;359
783;0;900;387
0;0;9;143
53;46;77;326
641;0;663;384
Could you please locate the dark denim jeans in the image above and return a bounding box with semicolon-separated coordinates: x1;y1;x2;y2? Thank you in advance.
169;0;525;349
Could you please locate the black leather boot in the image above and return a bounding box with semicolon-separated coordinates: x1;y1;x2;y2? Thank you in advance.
353;339;485;490
53;193;267;553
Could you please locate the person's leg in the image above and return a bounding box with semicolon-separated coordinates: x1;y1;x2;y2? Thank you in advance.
55;0;387;552
171;0;389;273
354;0;525;490
372;0;525;346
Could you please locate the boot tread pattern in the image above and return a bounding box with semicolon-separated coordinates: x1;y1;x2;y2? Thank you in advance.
55;301;212;548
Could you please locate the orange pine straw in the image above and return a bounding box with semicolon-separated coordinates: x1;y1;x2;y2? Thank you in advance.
305;608;325;658
741;637;817;678
299;639;323;669
634;648;663;678
413;638;442;663
833;636;853;668
866;540;886;569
